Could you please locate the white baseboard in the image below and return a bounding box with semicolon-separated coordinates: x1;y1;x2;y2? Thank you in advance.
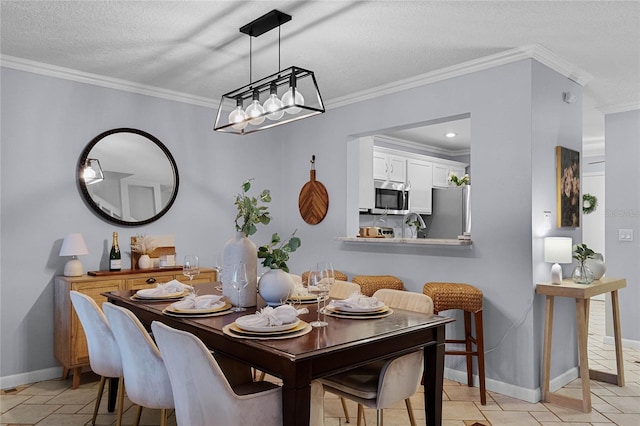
603;335;640;350
0;366;63;390
444;366;578;404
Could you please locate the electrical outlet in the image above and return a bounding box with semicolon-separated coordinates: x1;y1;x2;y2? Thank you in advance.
619;229;633;241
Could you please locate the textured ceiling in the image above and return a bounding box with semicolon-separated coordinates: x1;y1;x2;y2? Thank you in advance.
2;1;639;147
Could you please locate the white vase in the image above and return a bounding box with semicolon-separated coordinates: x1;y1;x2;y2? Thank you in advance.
259;269;295;306
585;253;606;280
138;254;152;269
222;232;257;307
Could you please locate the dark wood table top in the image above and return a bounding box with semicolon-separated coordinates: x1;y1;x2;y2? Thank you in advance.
104;282;453;425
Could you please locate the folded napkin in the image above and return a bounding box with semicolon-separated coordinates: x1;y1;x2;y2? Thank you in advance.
291;283;310;296
170;294;224;311
327;291;381;309
237;305;309;328
146;279;187;296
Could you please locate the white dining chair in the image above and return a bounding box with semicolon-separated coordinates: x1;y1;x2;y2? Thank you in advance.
102;302;174;426
320;289;434;426
151;321;325;426
328;280;361;299
69;291;125;426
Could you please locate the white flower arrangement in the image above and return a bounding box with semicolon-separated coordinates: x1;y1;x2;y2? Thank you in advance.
131;234;158;255
448;172;470;186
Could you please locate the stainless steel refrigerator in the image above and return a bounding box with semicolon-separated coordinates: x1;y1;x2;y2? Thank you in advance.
424;186;471;238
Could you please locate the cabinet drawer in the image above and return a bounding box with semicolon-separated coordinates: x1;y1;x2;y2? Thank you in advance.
128;274;176;290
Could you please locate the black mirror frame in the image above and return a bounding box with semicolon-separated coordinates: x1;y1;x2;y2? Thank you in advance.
77;128;179;226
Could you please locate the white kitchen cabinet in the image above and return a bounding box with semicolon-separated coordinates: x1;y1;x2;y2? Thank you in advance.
432;162;467;188
406;158;433;214
373;150;406;183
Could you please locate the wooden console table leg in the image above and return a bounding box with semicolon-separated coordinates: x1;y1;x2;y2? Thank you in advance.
541;295;554;401
72;367;82;389
575;299;592;412
611;290;625;386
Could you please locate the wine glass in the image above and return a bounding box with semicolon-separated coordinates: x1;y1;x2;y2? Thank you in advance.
213;251;223;291
230;262;248;312
317;260;335;314
183;255;200;295
306;266;329;327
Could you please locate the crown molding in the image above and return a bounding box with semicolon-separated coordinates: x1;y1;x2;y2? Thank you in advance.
0;55;219;109
1;44;592;112
373;134;470;157
326;44;593;110
598;101;640;115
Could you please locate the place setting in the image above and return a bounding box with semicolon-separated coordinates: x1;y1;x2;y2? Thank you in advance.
322;292;393;319
130;279;192;301
162;293;232;318
223;304;311;340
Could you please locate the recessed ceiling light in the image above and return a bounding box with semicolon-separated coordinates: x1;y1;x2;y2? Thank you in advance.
445;132;457;138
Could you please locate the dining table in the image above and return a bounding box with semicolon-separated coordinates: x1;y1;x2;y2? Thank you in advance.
103;282;453;426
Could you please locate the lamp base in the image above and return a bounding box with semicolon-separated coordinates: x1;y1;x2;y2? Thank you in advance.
550;263;563;285
64;258;83;277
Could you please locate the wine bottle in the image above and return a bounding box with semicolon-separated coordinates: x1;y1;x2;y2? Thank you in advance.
109;232;121;271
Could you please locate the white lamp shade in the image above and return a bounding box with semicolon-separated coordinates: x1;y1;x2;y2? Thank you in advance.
60;233;89;257
544;237;572;264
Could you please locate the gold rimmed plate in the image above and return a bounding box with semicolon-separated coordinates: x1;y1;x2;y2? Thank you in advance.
133;288;188;300
235;317;300;333
331;301;387;313
227;320;308;337
223;322;312;340
162;304;233;318
164;301;231;315
322;307;393;319
287;295;327;304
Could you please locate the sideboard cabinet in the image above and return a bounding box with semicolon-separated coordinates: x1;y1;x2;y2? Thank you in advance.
54;267;217;388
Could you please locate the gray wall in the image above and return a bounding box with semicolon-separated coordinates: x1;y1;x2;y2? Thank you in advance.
604;110;640;342
2;59;625;401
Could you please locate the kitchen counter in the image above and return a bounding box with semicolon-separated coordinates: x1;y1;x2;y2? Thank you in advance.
337;236;472;246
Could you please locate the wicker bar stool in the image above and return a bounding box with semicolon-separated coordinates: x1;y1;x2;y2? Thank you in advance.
422;282;486;405
351;275;404;297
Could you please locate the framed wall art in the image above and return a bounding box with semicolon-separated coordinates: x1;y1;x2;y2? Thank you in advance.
556;146;580;228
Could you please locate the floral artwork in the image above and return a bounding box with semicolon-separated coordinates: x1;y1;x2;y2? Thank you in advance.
556;146;580;227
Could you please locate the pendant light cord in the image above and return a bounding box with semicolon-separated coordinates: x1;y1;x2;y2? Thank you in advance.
249;36;252;84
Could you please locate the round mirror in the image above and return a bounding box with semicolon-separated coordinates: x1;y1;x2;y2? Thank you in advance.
77;128;179;226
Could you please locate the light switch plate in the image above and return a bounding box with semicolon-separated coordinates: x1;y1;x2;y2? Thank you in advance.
619;229;633;241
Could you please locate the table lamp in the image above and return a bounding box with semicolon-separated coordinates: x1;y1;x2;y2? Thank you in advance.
544;237;572;284
60;233;89;276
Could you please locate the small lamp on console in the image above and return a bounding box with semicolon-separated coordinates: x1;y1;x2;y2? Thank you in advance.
544;237;572;285
60;233;89;277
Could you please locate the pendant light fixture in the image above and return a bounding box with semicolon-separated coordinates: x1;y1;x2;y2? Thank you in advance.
214;10;325;135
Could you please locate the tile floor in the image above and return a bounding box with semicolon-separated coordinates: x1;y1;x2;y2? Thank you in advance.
1;300;639;425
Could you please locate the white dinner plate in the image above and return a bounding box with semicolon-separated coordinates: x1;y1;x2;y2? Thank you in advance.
135;288;186;299
235;317;300;333
165;301;230;315
330;301;387;313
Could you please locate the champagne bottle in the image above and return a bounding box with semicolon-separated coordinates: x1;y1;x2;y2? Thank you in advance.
109;232;121;271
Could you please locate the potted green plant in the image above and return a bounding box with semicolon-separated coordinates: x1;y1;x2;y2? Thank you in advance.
223;179;272;308
572;243;595;284
448;172;470;186
257;231;302;306
234;179;271;236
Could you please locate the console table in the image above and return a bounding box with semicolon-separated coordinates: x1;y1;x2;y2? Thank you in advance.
54;267;217;389
536;277;626;412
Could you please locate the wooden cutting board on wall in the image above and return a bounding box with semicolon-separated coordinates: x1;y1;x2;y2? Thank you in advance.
298;156;329;225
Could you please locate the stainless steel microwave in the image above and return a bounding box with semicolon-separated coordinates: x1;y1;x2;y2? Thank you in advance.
372;181;409;215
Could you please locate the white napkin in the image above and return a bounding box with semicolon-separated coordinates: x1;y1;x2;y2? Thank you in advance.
291;283;309;296
170;294;224;311
327;291;381;309
147;279;187;296
236;305;309;328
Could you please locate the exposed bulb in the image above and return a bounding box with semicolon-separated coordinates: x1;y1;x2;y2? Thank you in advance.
281;87;304;114
263;93;284;120
245;100;265;125
228;106;248;130
83;167;96;181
